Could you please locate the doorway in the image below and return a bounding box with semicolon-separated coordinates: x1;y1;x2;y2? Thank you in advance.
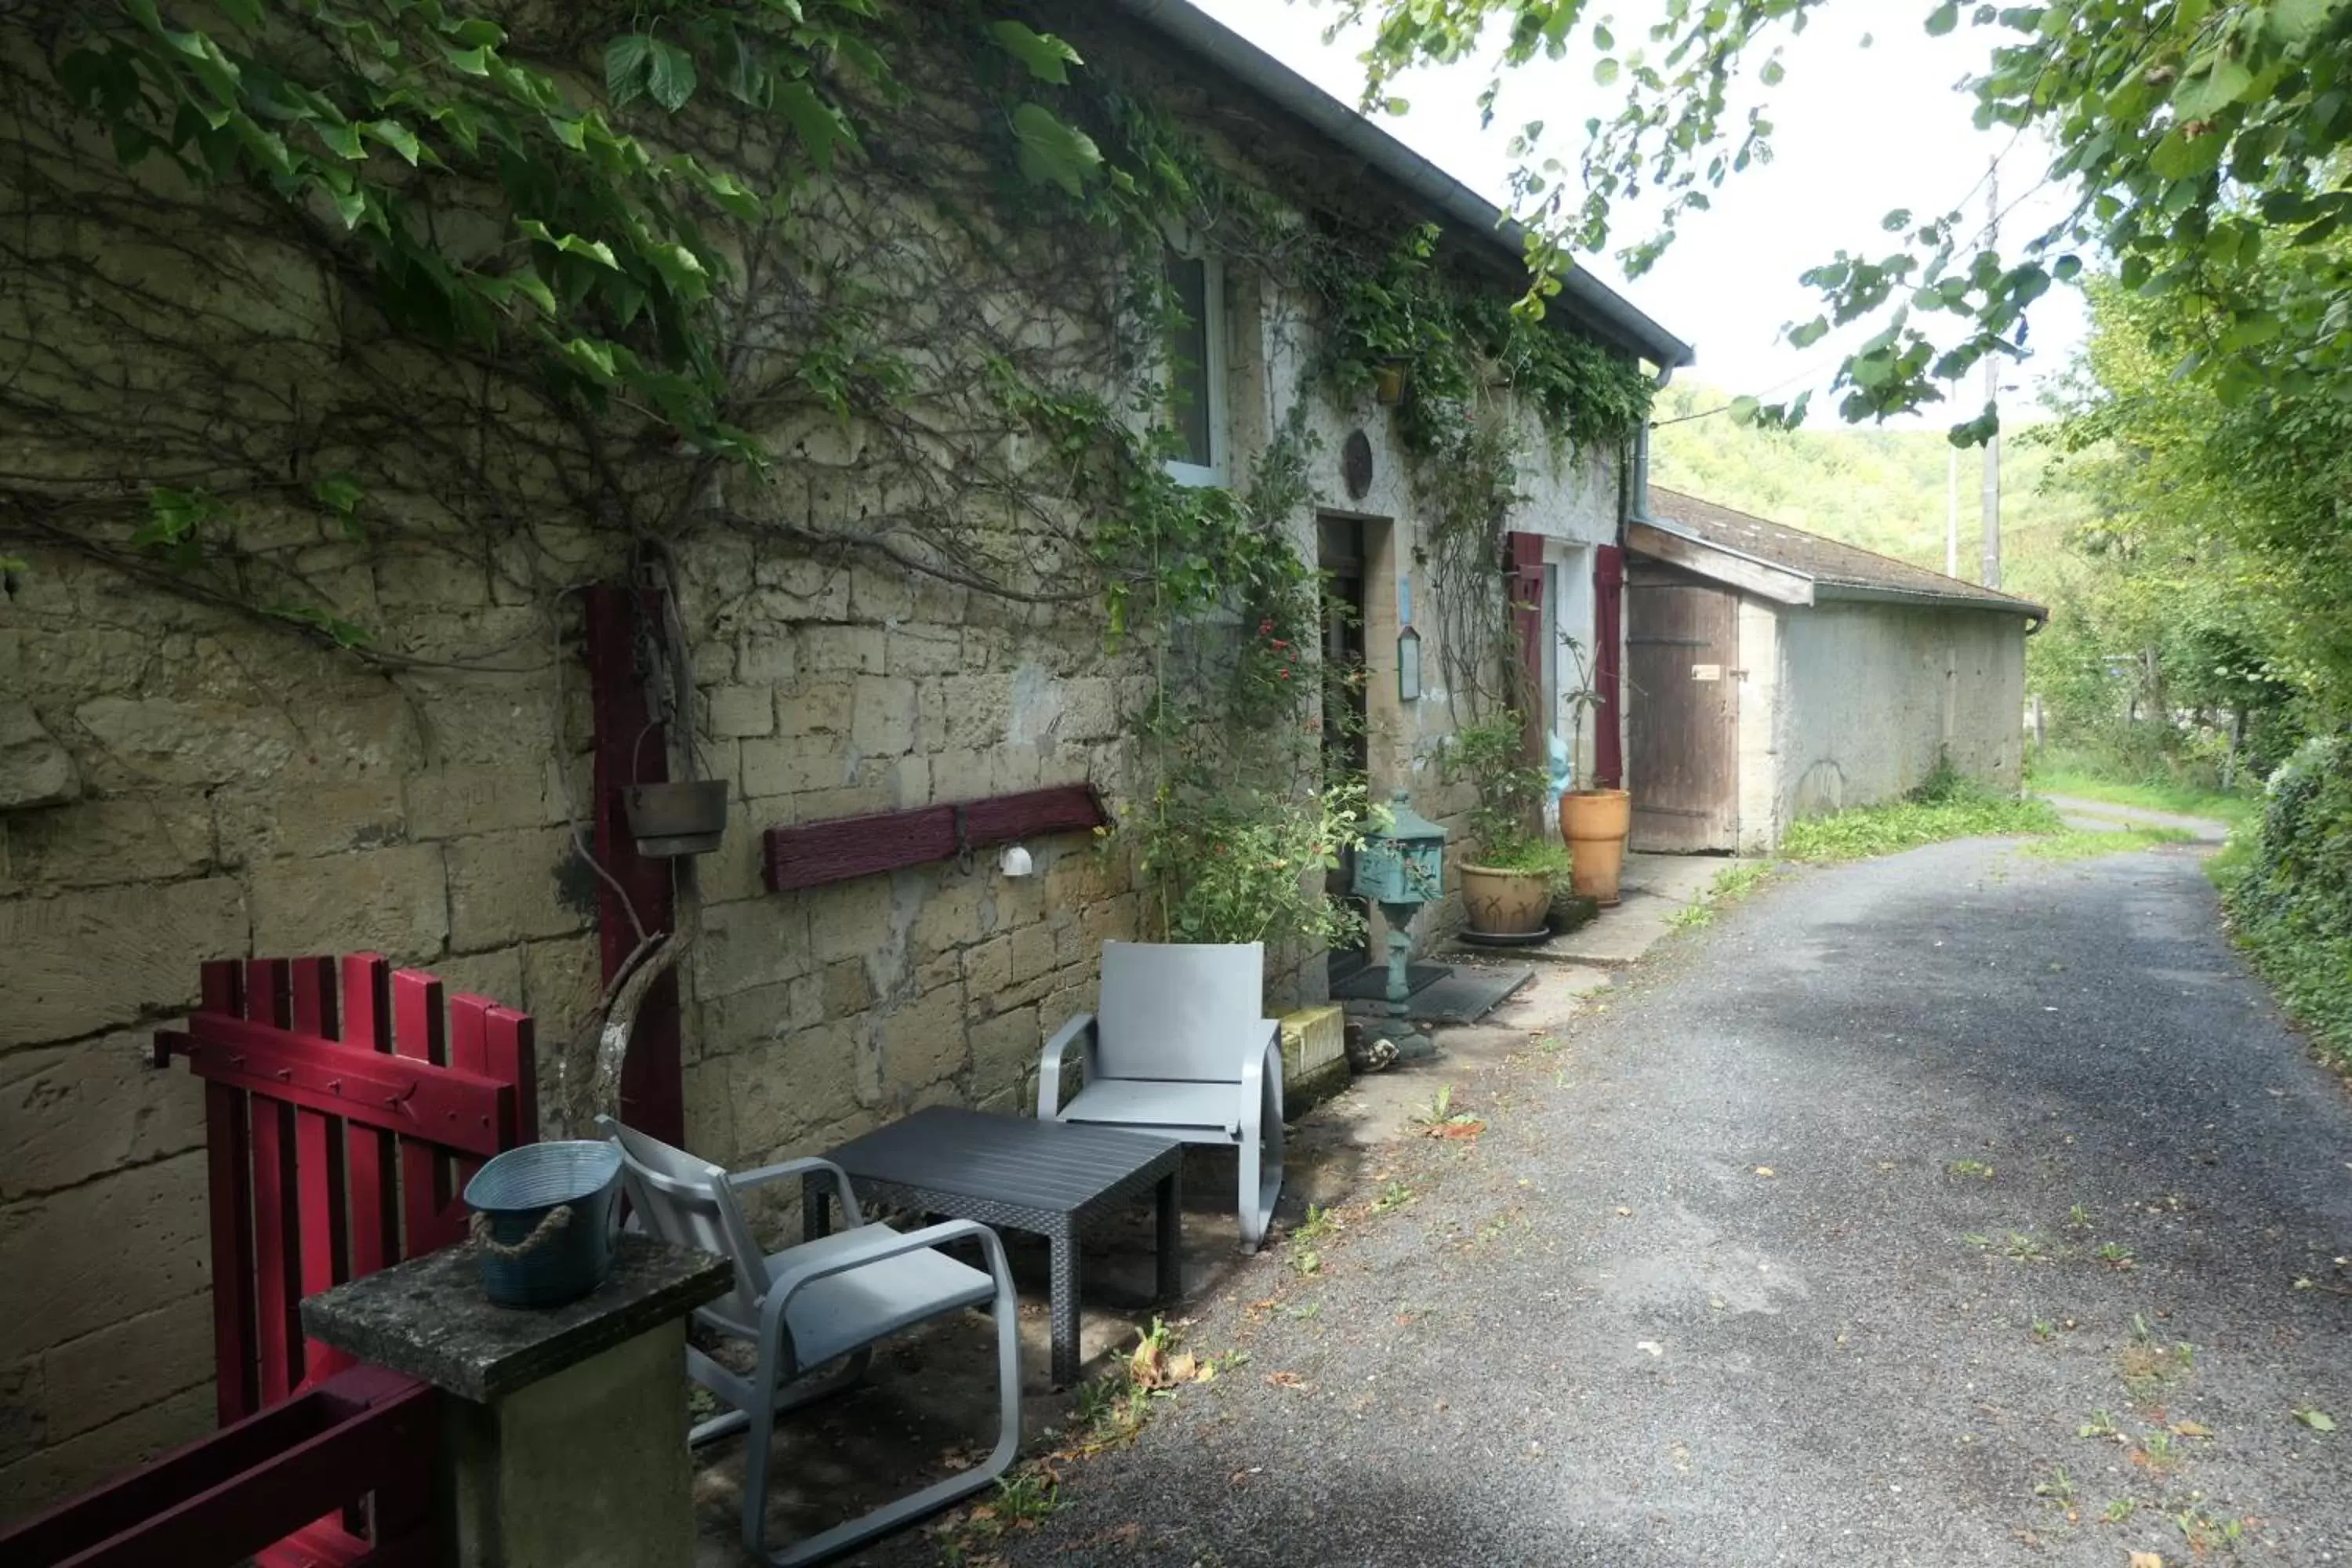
1627;574;1740;852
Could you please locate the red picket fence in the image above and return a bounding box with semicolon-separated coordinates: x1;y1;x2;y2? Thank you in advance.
2;954;538;1568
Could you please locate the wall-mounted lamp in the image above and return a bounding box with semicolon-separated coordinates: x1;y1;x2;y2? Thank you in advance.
998;843;1035;878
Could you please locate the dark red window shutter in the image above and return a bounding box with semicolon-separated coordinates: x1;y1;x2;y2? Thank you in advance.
1505;532;1545;742
1592;544;1624;789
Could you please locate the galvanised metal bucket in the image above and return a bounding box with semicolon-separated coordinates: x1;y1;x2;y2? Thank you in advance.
462;1140;624;1308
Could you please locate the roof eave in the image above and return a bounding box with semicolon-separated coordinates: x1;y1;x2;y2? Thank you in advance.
1100;0;1695;371
1813;582;2049;622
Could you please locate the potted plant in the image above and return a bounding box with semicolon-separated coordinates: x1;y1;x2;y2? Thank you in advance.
1444;716;1566;938
1553;633;1632;906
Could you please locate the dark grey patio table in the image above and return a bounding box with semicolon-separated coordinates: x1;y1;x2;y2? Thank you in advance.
803;1107;1184;1387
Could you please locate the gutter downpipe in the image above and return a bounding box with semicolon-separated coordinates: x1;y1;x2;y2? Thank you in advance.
1102;0;1695;372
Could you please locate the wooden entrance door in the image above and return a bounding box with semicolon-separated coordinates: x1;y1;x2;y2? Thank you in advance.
1628;579;1740;851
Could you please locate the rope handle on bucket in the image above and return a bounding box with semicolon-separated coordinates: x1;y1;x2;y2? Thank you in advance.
469;1204;573;1259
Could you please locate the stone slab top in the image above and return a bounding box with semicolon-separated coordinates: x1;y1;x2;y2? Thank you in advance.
300;1233;731;1403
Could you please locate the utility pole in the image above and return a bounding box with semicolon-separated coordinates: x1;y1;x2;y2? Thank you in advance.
1946;416;1960;578
1980;158;2003;590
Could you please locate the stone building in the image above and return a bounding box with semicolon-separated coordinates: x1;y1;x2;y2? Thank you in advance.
1626;488;2044;853
0;0;1687;1517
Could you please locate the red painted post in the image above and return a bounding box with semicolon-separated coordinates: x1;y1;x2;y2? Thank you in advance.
390;971;458;1255
198;961;258;1425
241;960;302;1403
583;583;683;1145
339;956;399;1279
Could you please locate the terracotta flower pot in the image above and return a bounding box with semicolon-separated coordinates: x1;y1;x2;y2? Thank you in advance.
1561;788;1632;907
1459;863;1552;937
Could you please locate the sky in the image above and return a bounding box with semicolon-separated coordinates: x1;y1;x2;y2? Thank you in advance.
1185;0;2091;431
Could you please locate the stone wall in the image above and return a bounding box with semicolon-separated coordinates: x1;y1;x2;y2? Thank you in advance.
0;11;1641;1524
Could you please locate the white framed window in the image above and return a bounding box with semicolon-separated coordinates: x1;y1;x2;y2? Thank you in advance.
1161;245;1227;488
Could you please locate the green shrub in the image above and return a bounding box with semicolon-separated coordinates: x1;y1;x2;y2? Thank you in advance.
2224;733;2352;1069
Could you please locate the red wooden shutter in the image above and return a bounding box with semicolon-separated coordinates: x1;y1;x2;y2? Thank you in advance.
1505;532;1545;743
1592;543;1625;789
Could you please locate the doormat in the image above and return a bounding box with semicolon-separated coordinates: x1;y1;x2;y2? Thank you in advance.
1341;965;1531;1025
1329;962;1451;1002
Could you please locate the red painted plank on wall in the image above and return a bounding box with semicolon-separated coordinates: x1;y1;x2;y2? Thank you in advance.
762;784;1111;892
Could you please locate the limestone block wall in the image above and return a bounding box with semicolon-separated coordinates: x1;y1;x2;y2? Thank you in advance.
0;553;600;1521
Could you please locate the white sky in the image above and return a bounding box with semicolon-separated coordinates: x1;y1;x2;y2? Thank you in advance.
1185;0;2089;430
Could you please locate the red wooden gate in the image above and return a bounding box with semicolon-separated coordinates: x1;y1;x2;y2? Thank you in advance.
2;954;538;1568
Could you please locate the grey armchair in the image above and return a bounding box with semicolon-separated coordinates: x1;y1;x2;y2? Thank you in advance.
1039;940;1283;1250
599;1116;1020;1566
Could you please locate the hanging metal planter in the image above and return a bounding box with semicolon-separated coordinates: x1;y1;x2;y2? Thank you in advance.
624;779;728;858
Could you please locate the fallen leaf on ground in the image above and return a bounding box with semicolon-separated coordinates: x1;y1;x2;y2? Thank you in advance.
1165;1351;1198;1385
2171;1418;2212;1438
1264;1370;1309;1389
1615;1206;1633;1217
1426;1119;1486;1140
2129;1552;2165;1568
1635;1340;1665;1358
2296;1407;2336;1431
1755;1166;1776;1177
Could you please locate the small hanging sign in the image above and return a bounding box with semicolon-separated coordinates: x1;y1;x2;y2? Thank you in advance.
1398;624;1423;702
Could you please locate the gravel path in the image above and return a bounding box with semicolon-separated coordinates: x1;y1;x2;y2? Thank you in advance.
881;835;2352;1567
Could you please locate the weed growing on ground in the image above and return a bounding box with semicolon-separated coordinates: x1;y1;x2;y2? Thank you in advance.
1666;859;1777;931
2069;1203;2094;1228
1293;1203;1338;1245
1782;768;2064;862
1371;1179;1416;1214
2005;1230;2049;1261
2016;826;2195;861
2102;1497;2136;1524
2097;1242;2136;1269
2080;1409;2121;1439
2034;1465;2078;1505
1949;1158;1995;1179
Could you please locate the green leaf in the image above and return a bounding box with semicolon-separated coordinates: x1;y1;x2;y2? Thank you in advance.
774;80;853;170
362;119;421;165
1788;316;1831;348
2053;255;2082;281
1593;57;1621;86
987;20;1082;85
2174;57;2255;120
648;41;697;112
1008;101;1101;198
1729;394;1760;424
311;474;365;514
1926;2;1960;34
605;34;652;106
1760;58;1784;86
2296;1407;2336;1432
317;121;365;159
442;45;492;76
546;114;586;150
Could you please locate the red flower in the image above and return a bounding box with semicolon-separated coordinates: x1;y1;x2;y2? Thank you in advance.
1269;638;1289;650
1259;619;1275;634
1278;667;1290;680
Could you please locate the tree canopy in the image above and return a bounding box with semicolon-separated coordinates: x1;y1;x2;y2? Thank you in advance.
1323;0;2352;439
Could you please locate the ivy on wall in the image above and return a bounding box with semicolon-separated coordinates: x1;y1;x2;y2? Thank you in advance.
3;0;1652;955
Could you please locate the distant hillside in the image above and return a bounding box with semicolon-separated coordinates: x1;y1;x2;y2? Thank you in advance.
1647;383;2089;604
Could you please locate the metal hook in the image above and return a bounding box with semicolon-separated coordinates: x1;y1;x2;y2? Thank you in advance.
953;805;976;876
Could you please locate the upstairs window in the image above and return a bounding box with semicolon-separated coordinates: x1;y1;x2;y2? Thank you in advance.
1163;246;1226;487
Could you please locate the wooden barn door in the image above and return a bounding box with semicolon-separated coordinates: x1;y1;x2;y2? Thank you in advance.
1628;579;1740;851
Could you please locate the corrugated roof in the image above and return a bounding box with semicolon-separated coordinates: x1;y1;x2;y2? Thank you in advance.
1644;488;2045;617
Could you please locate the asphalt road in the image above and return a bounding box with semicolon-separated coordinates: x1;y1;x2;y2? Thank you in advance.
886;836;2352;1567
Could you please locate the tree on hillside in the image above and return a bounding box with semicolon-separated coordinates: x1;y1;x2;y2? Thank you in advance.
1323;0;2352;441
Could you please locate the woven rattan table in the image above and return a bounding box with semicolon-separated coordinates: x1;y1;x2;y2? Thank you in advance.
804;1107;1183;1387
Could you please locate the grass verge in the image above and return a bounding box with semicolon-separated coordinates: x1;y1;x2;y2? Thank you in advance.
1666;858;1778;930
2026;763;2258;830
2015;826;2195;861
1783;783;2064;862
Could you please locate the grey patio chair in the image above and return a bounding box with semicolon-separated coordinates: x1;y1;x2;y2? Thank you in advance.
597;1116;1020;1567
1038;939;1283;1250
